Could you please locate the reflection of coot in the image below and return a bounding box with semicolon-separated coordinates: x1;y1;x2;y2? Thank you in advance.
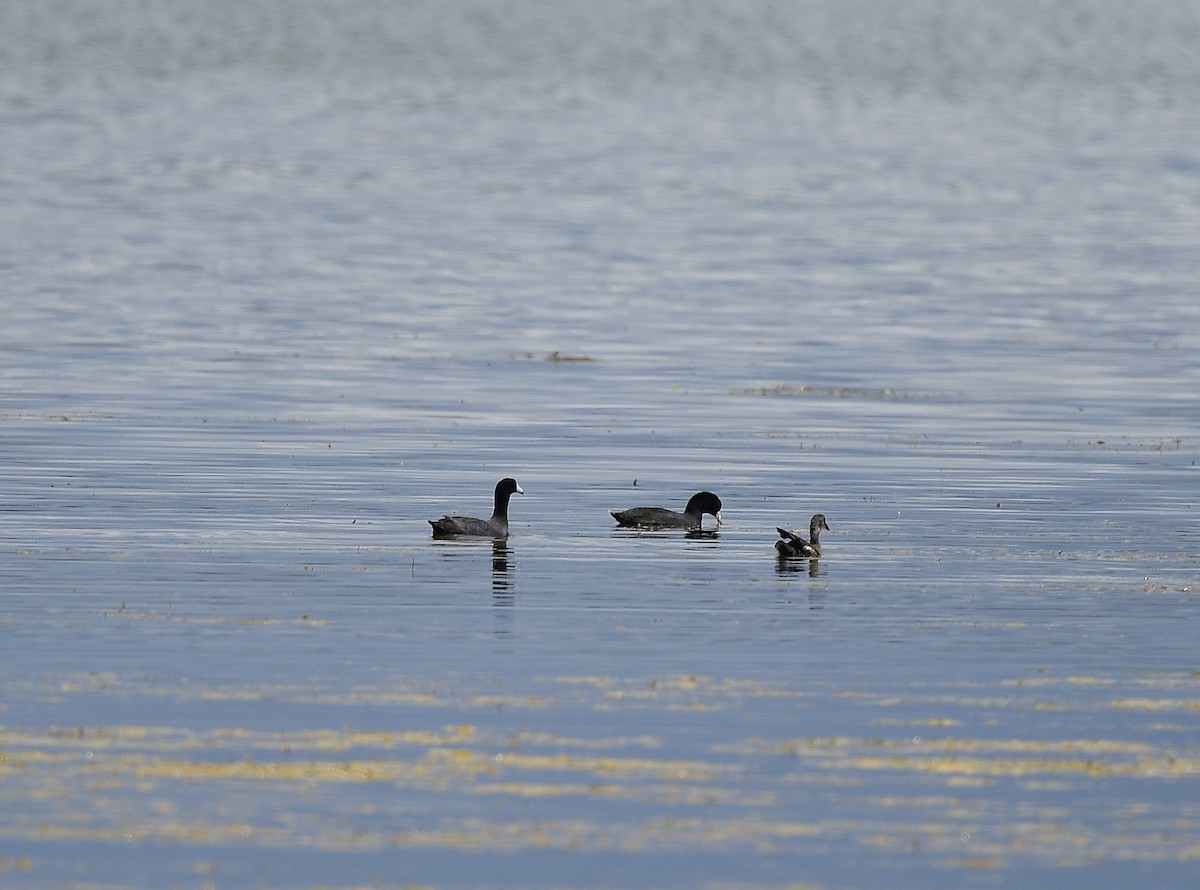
775;514;829;558
610;491;722;530
429;478;524;538
492;539;513;597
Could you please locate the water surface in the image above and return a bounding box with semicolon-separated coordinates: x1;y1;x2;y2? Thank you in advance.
2;2;1198;887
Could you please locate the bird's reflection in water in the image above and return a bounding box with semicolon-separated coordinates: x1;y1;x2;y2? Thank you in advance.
776;556;821;578
684;529;721;542
776;556;824;609
491;539;514;639
492;539;514;600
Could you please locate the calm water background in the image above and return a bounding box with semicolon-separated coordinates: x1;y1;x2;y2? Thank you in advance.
2;1;1198;887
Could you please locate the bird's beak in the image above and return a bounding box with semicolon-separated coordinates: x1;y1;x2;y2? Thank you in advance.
715;511;723;527
515;483;524;495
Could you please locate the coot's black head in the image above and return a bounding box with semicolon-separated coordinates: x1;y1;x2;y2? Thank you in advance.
495;477;524;499
686;491;723;524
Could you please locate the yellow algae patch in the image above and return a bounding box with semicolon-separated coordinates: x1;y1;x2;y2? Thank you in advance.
1109;698;1200;712
550;675;615;688
873;717;962;728
2;723;659;765
558;674;808;701
3;790;1198;868
717;734;1199;781
383;816;851;854
385;818;610;852
119;756;391;783
499;730;663;751
883;737;1162;758
42;669;1190;720
944;776;991;787
847;754;1110;778
4;723;753;806
473;780;774;808
5;670;1200;874
467;694;552;709
424;746;732;783
286;726;477;752
944;857;1004;871
612;816;841;851
57;672;121;693
1006;674;1200;692
582;676;813;713
342;689;442;706
1065;675;1115;686
828;681;1200;718
735;734;1180;758
24;819;268;845
903;751;1191;779
472;781;623;799
103;609;328;627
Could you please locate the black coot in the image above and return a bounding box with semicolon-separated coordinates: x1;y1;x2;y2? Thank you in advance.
610;491;722;530
429;478;524;538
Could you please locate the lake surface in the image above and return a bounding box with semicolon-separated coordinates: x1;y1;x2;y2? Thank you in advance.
2;1;1198;887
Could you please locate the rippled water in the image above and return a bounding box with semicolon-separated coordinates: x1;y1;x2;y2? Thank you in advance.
2;2;1199;887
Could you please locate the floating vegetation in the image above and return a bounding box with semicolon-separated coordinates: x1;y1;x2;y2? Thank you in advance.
734;384;914;400
507;351;599;362
2;671;1197;873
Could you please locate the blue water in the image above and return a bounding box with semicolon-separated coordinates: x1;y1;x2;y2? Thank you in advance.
2;2;1199;888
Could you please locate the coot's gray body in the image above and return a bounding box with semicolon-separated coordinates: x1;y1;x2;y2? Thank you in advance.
610;491;722;530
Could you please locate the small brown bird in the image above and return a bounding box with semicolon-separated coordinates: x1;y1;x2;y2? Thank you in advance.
775;514;829;558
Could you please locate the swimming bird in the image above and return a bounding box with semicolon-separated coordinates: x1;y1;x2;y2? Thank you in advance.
610;491;722;530
429;478;524;538
775;514;829;558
